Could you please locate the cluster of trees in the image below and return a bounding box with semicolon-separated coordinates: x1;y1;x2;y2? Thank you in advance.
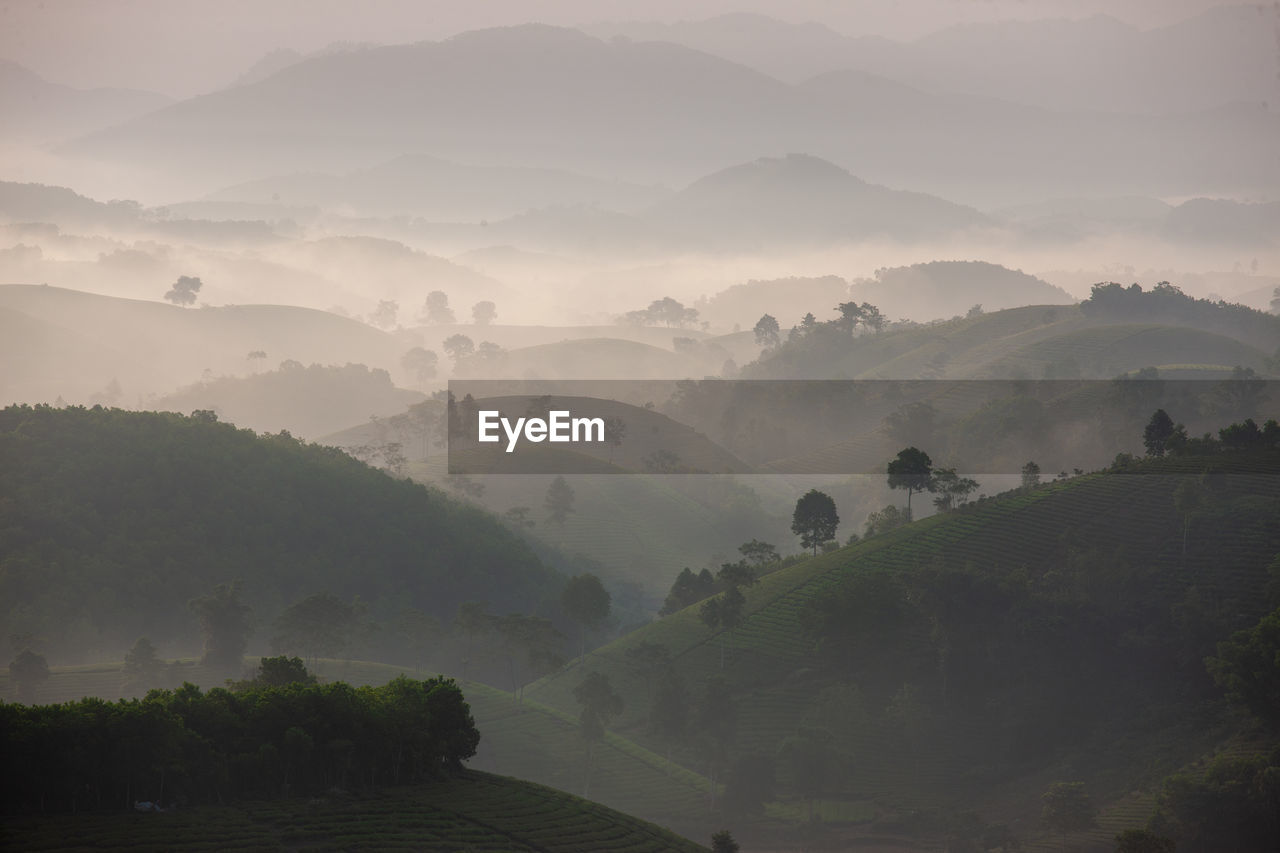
0;668;479;813
1082;280;1279;338
1143;407;1280;458
660;540;780;616
619;297;701;329
416;291;498;327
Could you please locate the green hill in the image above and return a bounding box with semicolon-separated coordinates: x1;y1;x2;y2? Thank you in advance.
989;323;1269;378
0;404;561;661
154;361;425;438
517;449;1280;848
744;284;1280;381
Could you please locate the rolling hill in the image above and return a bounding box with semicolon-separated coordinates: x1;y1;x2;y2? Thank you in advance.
0;404;563;661
639;154;988;247
743;287;1279;381
0;285;407;405
517;448;1280;849
153;361;425;438
848;261;1075;322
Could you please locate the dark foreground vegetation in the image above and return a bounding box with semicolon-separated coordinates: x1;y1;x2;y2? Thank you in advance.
0;671;479;814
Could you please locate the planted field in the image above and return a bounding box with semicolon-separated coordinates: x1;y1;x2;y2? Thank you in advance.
0;770;708;852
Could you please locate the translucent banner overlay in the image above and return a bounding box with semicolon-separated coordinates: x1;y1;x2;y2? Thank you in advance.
446;379;1279;475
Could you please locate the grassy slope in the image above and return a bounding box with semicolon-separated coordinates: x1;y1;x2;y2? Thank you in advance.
749;302;1277;381
519;453;1280;842
0;770;708;853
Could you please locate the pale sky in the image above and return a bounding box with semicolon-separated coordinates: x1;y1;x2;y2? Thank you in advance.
0;0;1249;97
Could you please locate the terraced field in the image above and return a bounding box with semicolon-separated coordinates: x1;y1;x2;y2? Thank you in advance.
0;771;708;852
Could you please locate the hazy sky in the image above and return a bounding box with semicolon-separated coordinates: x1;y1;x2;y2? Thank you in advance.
0;0;1247;97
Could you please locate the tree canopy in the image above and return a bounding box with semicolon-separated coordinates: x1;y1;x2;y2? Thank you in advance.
791;489;839;555
886;447;933;513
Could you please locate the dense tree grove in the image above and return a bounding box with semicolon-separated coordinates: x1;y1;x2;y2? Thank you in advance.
0;675;479;814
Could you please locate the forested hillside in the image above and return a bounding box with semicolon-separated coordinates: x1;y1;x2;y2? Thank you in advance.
0;404;562;660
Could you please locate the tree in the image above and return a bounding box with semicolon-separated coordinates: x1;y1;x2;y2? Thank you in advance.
545;475;575;526
1143;409;1176;457
738;539;780;569
163;275;202;306
471;300;497;325
834;300;865;333
1041;782;1096;849
864;503;910;538
1206;606;1280;727
573;671;624;797
422;290;455;324
252;655;316;687
1021;460;1042;489
753;313;780;348
861;303;885;332
272;591;358;668
603;416;627;458
887;447;934;514
8;648;49;704
188;581;251;671
400;347;438;387
792;489;839;555
562;573;611;663
121;637;166;695
495;614;564;702
368;299;398;329
930;467;979;512
661;567;718;615
441;334;474;365
711;830;740;853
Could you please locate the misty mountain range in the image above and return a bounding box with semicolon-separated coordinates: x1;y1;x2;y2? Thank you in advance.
39;22;1276;205
587;7;1277;114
